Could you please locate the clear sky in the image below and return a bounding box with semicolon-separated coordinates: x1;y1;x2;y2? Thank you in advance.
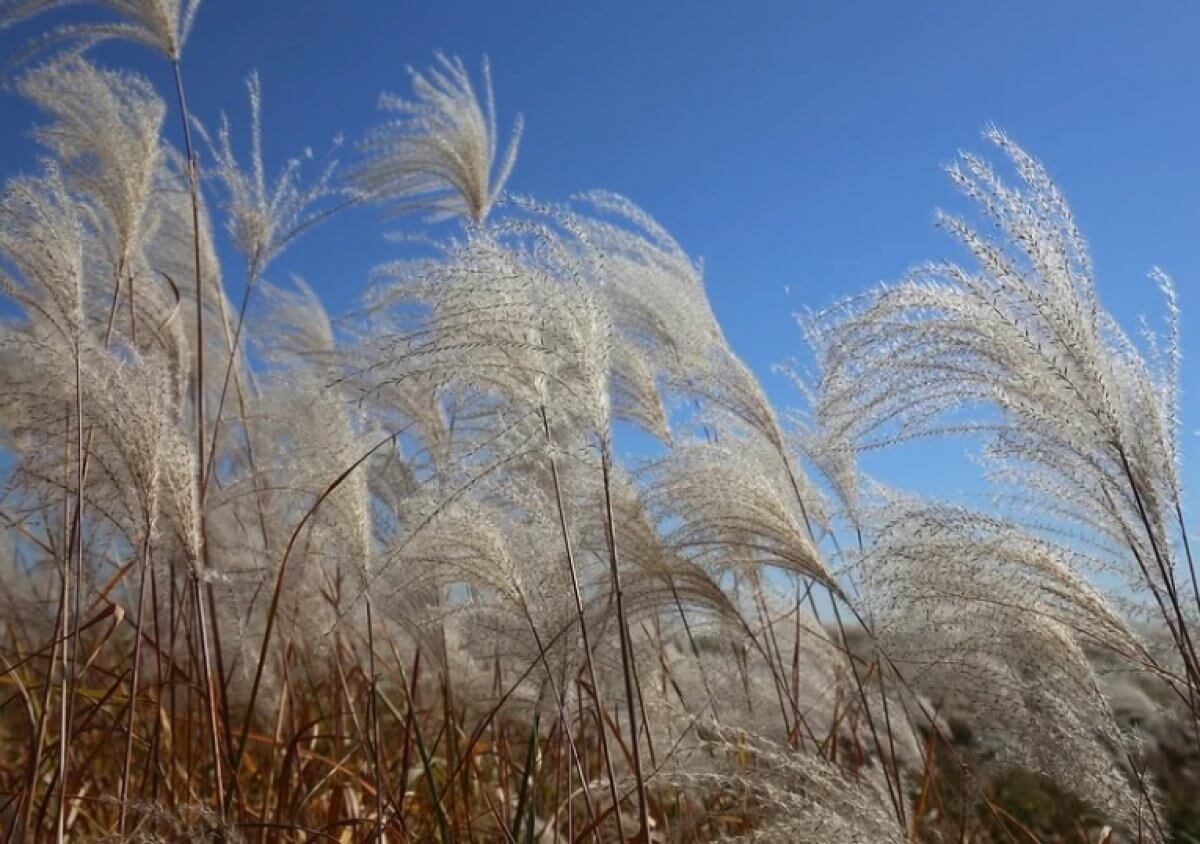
1;1;1197;505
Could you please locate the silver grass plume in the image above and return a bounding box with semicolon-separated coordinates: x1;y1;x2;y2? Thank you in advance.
609;339;671;443
193;74;351;533
383;490;582;705
18;55;164;278
250;280;374;632
862;496;1163;840
284;271;456;478
584;465;742;629
7;313;185;544
809;129;1196;682
70;351;195;560
144;153;243;401
355;54;522;224
255;276;341;376
779;366;865;537
645;441;832;589
572;191;721;385
574;192;826;525
15;60;186;406
365;231;614;443
660;719;907;843
196;72;349;280
0;0;201;61
0;165;85;344
511;193;674;441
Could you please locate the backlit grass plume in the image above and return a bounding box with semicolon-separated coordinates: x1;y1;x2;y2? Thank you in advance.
356;53;522;224
0;10;1197;841
809;130;1200;715
0;0;201;61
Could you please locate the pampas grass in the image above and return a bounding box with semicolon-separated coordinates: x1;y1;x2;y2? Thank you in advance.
0;6;1196;843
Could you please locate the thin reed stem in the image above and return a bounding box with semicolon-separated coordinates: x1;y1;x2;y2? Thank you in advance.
539;407;627;843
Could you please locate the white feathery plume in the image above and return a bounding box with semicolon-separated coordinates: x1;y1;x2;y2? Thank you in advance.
645;441;831;589
862;496;1163;839
581;466;740;627
197;73;349;280
608;336;671;443
574;192;825;527
81;351;196;558
356;54;522;224
254;278;374;584
365;231;614;444
255;276;339;372
144;154;244;397
810;129;1196;682
0;165;86;343
385;490;583;700
661;719;907;843
572;191;720;378
18;55;164;277
0;0;201;61
777;364;864;536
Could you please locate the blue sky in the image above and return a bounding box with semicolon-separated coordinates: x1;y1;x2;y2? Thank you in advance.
1;1;1197;505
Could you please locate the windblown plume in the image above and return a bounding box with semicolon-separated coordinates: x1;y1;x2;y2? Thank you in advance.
19;55;164;274
365;233;615;442
79;351;198;559
384;490;583;700
863;496;1162;839
197;73;349;279
0;0;202;60
0;19;1193;838
809;129;1195;674
573;191;720;376
0;165;86;342
251;279;375;603
662;720;907;843
356;54;522;224
645;442;831;589
574;192;817;492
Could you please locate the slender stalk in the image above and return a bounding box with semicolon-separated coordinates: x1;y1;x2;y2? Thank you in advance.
1177;502;1200;626
398;649;420;835
539;407;626;843
169;54;232;814
118;524;154;834
169;60;204;486
56;348;85;842
831;598;905;824
44;259;134;840
598;441;651;841
17;428;70;841
190;571;227;807
513;601;599;831
1117;447;1200;700
777;442;907;824
128;266;137;343
230;431;396;788
201;261;260;501
365;598;385;843
667;580;719;720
